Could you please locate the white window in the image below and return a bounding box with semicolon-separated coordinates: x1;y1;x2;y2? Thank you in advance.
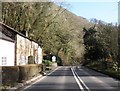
2;57;7;65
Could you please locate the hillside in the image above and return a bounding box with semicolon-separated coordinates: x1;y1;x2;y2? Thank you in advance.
2;2;92;65
51;6;93;65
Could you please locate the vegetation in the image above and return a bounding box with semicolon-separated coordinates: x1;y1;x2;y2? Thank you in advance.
83;26;105;62
83;20;119;79
118;25;120;69
1;66;19;90
18;64;43;82
1;2;90;65
44;60;52;66
1;1;119;90
1;2;119;71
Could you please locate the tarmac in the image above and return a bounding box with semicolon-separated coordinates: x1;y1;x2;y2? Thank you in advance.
9;75;43;91
8;67;56;91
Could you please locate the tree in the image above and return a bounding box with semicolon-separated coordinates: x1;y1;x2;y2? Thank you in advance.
2;2;90;65
83;26;106;63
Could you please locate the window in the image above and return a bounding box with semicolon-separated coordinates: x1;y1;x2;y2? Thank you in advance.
2;57;7;65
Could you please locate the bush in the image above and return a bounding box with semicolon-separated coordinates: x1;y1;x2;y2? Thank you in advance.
44;60;52;66
1;66;19;87
1;64;45;87
18;64;43;82
85;61;120;80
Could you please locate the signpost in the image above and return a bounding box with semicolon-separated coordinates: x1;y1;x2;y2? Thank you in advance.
52;56;56;62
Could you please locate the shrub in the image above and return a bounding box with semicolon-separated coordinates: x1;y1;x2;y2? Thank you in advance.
18;64;43;82
44;60;52;66
1;66;19;87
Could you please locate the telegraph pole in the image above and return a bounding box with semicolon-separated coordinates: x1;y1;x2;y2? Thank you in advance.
118;1;120;69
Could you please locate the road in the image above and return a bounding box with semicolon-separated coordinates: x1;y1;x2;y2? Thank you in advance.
19;66;119;91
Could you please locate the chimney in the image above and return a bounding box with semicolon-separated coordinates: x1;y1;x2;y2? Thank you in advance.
21;30;28;37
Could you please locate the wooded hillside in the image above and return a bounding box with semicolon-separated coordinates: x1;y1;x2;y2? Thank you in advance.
1;2;119;68
1;2;91;65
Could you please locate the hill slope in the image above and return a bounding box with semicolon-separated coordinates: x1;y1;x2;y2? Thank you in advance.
2;2;92;65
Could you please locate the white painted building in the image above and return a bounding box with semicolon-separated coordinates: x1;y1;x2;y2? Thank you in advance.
0;32;15;66
0;22;43;66
38;46;43;64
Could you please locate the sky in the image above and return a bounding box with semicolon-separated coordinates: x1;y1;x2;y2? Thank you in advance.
2;0;119;24
60;0;119;24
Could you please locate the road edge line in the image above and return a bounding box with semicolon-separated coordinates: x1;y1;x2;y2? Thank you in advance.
23;66;61;90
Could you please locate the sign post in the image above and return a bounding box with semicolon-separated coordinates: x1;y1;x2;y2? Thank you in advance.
52;56;56;62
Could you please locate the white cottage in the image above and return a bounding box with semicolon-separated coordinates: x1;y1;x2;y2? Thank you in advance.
0;28;15;66
0;22;42;66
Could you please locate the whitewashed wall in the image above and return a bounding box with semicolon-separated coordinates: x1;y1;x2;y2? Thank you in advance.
16;35;26;65
0;39;15;66
32;42;38;64
38;46;42;64
25;39;31;64
16;34;42;65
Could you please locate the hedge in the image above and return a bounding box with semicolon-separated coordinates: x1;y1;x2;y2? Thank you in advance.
18;64;44;82
1;66;19;87
1;64;45;87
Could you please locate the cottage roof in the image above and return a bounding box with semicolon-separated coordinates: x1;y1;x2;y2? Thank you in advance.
0;22;38;44
0;30;14;42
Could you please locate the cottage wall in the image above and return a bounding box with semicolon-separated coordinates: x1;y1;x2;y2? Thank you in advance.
0;24;15;66
16;35;26;65
32;41;38;64
0;22;42;66
0;39;15;66
16;34;41;65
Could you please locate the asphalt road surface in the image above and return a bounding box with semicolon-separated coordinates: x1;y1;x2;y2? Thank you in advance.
19;66;119;91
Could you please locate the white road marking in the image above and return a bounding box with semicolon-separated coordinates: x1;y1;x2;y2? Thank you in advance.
47;66;61;76
23;66;61;90
74;71;90;91
71;67;84;91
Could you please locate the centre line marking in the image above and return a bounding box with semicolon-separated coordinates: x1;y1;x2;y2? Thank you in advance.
75;71;90;91
71;67;85;91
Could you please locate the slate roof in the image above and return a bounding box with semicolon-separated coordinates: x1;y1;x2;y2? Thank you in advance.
0;22;38;44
